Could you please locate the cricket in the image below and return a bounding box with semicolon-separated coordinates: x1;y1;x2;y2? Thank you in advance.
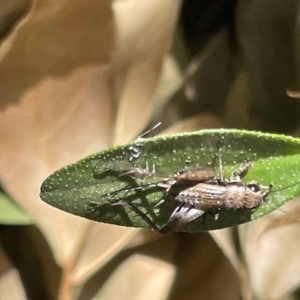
88;143;282;234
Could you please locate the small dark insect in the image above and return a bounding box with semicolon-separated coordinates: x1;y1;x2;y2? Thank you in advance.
89;145;274;234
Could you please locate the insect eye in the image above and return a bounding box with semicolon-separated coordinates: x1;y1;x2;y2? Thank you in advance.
248;184;261;192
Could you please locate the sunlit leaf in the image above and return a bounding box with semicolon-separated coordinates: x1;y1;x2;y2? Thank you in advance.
0;191;33;225
40;129;300;232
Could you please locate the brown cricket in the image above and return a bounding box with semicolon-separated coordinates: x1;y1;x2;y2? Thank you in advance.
89;146;273;234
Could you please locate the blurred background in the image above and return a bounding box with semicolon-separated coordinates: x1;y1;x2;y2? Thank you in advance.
0;0;300;299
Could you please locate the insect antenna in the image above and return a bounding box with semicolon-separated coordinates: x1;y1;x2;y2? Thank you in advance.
269;180;300;193
275;207;300;220
119;167;166;180
266;180;300;222
137;122;162;139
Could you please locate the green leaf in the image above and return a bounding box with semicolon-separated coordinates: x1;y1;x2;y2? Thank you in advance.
0;191;33;225
40;129;300;232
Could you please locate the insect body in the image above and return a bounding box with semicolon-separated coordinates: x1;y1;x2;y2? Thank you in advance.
89;146;273;234
163;162;269;211
135;163;271;234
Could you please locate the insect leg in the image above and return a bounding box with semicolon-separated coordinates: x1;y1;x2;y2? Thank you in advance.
111;200;163;235
231;160;253;181
103;201;205;235
119;164;155;178
216;142;225;182
137;122;162;139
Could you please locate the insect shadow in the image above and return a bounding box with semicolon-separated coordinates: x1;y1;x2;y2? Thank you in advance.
86;164;167;226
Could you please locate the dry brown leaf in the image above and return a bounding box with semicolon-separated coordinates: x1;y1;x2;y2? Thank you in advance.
112;0;181;145
211;228;254;300
287;90;300;99
0;244;26;299
152;55;184;116
211;200;300;300
166;233;240;300
224;71;254;129
0;0;123;268
93;254;176;300
210;228;242;275
0;269;27;300
152;29;237;130
128;234;240;300
0;0;181;298
0;0;144;297
0;0;31;45
239;198;300;299
0;246;12;277
0;0;114;108
72;225;139;283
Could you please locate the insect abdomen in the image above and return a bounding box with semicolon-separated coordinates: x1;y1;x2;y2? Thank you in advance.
176;183;264;211
176;183;227;210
